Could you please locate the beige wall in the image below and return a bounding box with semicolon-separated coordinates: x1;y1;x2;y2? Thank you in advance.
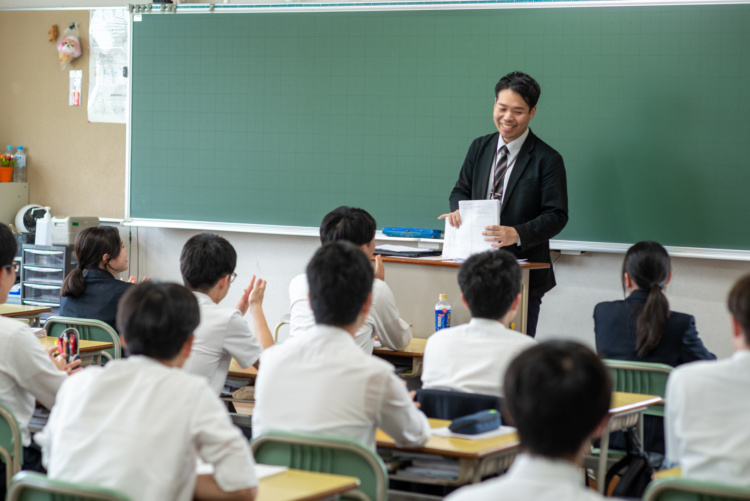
0;10;125;218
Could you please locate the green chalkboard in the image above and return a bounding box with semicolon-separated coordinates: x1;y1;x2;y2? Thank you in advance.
130;4;750;251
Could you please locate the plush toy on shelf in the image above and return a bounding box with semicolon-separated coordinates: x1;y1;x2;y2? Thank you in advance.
48;25;57;42
57;22;81;69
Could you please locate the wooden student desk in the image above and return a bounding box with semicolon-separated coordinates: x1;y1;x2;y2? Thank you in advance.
0;304;52;327
377;392;662;488
257;468;360;501
372;338;426;378
378;255;548;336
593;392;664;494
228;359;258;380
39;336;114;366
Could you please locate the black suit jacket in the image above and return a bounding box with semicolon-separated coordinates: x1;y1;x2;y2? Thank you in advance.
594;289;716;366
59;268;133;331
449;129;568;296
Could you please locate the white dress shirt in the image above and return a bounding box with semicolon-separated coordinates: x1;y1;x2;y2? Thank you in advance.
252;325;430;450
421;318;536;398
36;356;257;501
0;316;66;446
665;350;750;487
486;126;530;205
446;454;607;501
288;273;412;354
183;291;263;394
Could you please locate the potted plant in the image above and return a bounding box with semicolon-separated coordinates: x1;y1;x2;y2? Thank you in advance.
0;154;14;182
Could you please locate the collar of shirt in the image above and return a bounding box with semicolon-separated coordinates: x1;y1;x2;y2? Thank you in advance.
497;126;530;164
733;350;750;362
508;454;586;485
83;267;115;280
467;317;511;333
192;291;214;306
310;324;359;345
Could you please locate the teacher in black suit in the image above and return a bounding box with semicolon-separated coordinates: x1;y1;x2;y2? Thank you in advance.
440;72;568;338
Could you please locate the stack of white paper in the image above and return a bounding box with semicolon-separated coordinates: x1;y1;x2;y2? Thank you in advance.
442;200;500;260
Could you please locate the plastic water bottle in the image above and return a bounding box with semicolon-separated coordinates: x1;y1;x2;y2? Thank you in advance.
435;293;452;331
12;146;26;183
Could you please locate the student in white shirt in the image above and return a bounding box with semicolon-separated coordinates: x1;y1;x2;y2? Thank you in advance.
255;241;430;450
665;273;750;487
36;282;258;501
447;340;612;501
422;249;535;398
180;232;273;395
289;206;412;354
0;223;80;498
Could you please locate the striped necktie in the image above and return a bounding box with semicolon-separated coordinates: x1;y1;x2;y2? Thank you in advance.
492;145;509;201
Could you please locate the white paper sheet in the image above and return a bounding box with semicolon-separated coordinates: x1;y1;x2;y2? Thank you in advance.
432;425;517;440
376;245;436;253
255;464;289;479
442;200;500;260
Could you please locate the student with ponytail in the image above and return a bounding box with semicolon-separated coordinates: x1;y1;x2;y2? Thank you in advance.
59;226;136;331
594;240;715;453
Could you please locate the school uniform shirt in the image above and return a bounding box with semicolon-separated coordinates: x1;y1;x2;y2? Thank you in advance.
35;356;257;501
59;267;133;331
288;273;412;354
252;324;431;450
421;318;536;398
445;454;608;501
182;291;263;395
0;316;66;446
665;350;750;487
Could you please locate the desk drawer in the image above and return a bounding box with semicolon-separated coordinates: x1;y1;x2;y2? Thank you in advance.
23;248;66;268
22;265;66;284
22;283;62;304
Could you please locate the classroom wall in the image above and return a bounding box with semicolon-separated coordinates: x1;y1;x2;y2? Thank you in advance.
0;10;125;219
3;6;746;361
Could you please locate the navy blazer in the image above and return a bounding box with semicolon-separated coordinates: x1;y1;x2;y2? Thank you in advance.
59;268;133;331
594;289;716;367
449;129;568;297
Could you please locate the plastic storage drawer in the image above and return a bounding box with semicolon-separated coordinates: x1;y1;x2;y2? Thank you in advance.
22;283;62;305
22;265;66;284
22;248;66;268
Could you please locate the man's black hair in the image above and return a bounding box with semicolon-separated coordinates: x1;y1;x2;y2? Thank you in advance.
0;223;17;268
504;340;612;458
319;206;376;246
728;274;750;347
494;71;541;110
458;249;520;320
179;233;237;292
307;241;374;327
116;282;200;360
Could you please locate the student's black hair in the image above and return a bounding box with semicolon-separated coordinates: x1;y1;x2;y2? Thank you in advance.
319;206;376;247
494;71;541;110
621;241;671;358
61;226;122;298
116;281;200;360
458;249;520;320
728;274;750;346
307;241;374;327
504;340;612;459
180;232;237;292
0;223;17;268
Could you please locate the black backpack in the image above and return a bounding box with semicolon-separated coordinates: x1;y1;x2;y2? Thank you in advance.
604;427;655;497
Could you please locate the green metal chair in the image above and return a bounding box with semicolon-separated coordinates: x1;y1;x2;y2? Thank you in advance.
604;359;673;418
8;471;131;501
251;430;388;501
44;316;121;363
0;402;22;489
644;477;750;501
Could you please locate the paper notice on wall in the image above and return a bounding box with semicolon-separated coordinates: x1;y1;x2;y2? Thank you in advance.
88;9;129;123
442;199;500;260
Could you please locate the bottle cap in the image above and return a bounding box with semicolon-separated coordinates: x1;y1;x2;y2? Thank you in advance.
5;146;11;150
17;146;23;151
439;293;447;300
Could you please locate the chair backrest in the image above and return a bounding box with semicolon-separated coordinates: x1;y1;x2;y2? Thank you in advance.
273;313;290;343
251;431;388;501
0;402;22;489
604;359;672;417
8;471;131;501
416;388;503;420
44;316;121;361
644;477;750;501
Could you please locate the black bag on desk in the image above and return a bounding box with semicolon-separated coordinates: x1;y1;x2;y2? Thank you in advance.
604;427;655;498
